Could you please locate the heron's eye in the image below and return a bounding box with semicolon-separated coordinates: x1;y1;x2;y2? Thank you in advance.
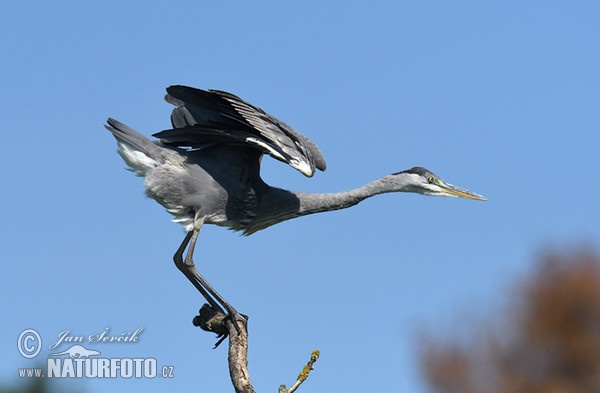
427;176;435;184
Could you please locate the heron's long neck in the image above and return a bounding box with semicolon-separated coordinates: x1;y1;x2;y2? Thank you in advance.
245;175;401;235
294;175;397;216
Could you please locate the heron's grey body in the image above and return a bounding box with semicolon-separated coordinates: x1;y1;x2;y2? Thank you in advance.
105;85;485;323
108;118;336;236
109;120;455;235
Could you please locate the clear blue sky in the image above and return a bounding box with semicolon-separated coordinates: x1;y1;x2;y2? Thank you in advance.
1;1;598;392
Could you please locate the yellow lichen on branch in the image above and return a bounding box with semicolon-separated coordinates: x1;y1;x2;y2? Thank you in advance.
279;350;320;393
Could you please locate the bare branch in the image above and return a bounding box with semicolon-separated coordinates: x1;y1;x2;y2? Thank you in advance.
227;318;255;393
279;350;321;393
194;304;320;393
194;304;254;392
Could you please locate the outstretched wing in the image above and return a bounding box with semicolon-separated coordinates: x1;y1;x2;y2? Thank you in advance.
153;85;326;177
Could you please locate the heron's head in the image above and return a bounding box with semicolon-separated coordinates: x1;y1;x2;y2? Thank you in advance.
391;167;486;200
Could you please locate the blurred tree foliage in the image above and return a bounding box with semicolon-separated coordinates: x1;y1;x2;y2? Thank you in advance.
0;377;47;393
420;249;600;393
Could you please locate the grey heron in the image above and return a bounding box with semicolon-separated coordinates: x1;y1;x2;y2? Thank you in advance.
105;85;485;326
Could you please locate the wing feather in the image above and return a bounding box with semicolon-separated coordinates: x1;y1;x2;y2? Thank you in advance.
154;85;326;177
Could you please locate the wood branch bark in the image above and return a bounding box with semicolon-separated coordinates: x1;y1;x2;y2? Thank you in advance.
194;304;255;393
193;303;319;393
227;318;255;393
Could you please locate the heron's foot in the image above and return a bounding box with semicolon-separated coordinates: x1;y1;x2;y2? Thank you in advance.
192;304;248;348
193;304;227;334
226;309;248;336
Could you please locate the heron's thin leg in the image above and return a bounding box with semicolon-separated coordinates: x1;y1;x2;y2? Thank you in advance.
183;228;241;318
173;231;223;313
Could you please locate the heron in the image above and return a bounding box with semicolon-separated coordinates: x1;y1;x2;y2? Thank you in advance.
105;85;485;326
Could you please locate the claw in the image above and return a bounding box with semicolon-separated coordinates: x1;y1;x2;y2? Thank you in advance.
213;334;228;349
192;304;248;348
227;311;248;336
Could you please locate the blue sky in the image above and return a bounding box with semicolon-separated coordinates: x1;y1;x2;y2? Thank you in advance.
1;1;599;392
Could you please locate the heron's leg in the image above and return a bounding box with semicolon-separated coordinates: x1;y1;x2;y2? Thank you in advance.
173;231;224;313
183;228;244;321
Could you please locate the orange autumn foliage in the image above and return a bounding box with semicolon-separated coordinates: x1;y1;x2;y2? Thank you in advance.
420;250;600;393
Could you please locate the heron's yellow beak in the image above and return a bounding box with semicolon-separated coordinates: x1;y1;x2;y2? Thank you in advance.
438;181;487;201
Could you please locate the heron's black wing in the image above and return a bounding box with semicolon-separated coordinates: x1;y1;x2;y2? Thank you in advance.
153;85;326;177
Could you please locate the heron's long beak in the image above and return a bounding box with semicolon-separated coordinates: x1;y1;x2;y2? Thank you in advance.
439;181;487;201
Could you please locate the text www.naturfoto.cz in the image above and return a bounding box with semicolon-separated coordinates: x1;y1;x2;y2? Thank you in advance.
19;358;174;379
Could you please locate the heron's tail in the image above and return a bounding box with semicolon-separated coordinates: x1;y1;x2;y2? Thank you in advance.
105;118;162;177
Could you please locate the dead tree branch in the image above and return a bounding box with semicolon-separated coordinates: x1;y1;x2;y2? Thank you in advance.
279;350;320;393
193;304;320;393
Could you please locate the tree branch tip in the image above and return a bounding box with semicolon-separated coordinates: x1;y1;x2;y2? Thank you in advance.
279;349;321;393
